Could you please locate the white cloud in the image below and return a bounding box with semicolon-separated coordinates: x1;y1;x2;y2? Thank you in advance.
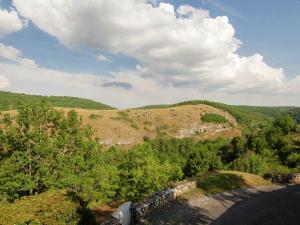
96;54;110;62
0;74;10;89
1;61;300;108
9;0;300;106
0;43;37;67
0;7;25;37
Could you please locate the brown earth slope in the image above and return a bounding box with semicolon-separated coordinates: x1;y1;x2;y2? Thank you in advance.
2;104;241;147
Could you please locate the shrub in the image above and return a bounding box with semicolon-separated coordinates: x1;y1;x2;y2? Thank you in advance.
0;190;80;225
274;115;296;134
201;113;227;124
88;113;103;119
230;151;267;175
119;144;183;201
184;146;222;177
143;135;151;142
286;153;300;169
118;111;129;118
130;123;139;129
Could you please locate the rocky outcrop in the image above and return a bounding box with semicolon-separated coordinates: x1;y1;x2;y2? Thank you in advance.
176;123;230;138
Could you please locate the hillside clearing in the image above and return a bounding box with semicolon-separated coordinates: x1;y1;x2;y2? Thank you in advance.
1;104;240;147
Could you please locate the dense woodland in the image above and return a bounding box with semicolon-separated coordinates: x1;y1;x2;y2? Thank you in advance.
0;101;299;224
0;91;114;111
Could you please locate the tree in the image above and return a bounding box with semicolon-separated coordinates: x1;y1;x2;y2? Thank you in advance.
0;102;102;202
119;144;182;201
184;145;222;177
274;115;296;134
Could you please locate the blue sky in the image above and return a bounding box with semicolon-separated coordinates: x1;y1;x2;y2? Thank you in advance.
0;0;299;107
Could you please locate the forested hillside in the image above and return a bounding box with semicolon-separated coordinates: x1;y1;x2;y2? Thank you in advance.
0;102;299;224
0;91;115;111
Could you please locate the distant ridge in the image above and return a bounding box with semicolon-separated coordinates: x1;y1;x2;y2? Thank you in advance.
0;91;115;111
139;100;299;125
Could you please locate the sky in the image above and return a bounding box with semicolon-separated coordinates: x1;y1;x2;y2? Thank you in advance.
0;0;299;108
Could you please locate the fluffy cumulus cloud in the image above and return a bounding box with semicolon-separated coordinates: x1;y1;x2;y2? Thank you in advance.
0;43;37;67
6;0;300;106
0;7;25;37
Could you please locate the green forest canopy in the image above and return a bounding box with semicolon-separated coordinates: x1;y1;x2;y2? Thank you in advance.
0;91;115;111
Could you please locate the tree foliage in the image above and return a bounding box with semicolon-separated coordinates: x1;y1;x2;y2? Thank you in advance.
0;102;299;224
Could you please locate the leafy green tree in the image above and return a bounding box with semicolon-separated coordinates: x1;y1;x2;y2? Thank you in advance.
274;115;296;134
184;145;222;177
0;102;103;202
119;144;182;201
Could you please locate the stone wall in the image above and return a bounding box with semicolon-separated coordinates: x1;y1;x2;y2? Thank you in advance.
131;188;175;223
101;202;132;225
292;173;300;184
101;180;197;225
264;173;300;184
172;180;197;198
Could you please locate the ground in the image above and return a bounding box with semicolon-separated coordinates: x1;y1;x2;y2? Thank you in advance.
139;184;300;225
139;172;300;225
2;104;241;147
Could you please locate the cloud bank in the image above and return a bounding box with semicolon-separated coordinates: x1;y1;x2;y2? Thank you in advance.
0;0;298;107
0;7;25;37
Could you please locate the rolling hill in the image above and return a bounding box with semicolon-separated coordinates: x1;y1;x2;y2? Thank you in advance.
4;104;241;147
1;91;299;147
0;91;115;111
139;100;300;126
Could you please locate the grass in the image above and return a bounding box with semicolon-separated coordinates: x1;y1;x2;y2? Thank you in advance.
182;171;271;198
0;91;115;111
4;104;240;147
0;190;81;225
201;113;228;124
198;171;270;194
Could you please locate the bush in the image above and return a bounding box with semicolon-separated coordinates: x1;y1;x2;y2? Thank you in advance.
184;146;222;177
286;153;300;169
274;115;296;134
0;190;80;225
88;113;102;119
230;152;267;175
119;144;183;201
201;113;227;124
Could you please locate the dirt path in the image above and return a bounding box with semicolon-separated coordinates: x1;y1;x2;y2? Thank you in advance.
138;185;299;225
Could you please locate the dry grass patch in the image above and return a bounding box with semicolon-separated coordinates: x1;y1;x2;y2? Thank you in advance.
2;104;241;147
181;171;271;199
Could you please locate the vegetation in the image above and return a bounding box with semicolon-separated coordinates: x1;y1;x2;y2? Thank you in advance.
0;190;80;225
0;101;299;224
89;113;103;119
140;100;300;126
0;91;115;111
197;171;270;194
201;113;228;124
